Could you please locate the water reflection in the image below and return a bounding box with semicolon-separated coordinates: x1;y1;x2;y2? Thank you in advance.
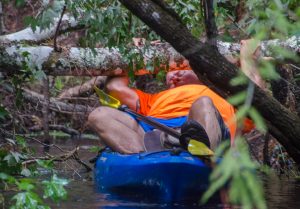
47;175;300;209
51;180;226;209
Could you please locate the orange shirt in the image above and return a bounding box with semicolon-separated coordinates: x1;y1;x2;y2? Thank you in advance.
133;84;236;140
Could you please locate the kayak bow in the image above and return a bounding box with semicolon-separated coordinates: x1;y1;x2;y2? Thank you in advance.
94;149;213;202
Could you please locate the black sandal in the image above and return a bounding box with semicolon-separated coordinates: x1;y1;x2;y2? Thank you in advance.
180;120;210;150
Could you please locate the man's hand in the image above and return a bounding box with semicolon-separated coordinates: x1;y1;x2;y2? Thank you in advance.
240;39;266;89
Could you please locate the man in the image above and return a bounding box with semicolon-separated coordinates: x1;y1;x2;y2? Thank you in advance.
88;62;236;154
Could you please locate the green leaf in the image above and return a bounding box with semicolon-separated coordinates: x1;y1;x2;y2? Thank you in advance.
33;70;46;81
156;70;166;83
54;77;64;91
16;135;27;148
15;0;25;7
0;172;9;180
42;174;68;202
24;16;38;32
0;105;9;120
17;179;34;191
3;153;17;166
248;107;267;133
227;91;247;106
21;168;32;177
0;172;16;183
259;61;280;80
36;160;54;170
11;191;47;209
88;146;101;153
230;74;248;86
235;105;250;123
145;61;154;72
10;151;24;163
21;51;31;58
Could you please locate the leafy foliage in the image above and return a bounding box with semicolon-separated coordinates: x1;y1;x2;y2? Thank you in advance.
24;0;65;32
166;0;204;38
202;138;267;209
0;46;68;209
0;133;69;209
245;0;300;39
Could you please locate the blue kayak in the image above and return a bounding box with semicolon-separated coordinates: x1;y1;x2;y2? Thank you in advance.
94;150;213;202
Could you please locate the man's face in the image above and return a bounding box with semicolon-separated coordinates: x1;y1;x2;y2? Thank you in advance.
166;70;200;88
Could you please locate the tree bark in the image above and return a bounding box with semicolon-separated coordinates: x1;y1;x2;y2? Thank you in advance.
23;89;93;114
201;0;218;45
119;0;300;164
58;76;107;98
1;37;298;77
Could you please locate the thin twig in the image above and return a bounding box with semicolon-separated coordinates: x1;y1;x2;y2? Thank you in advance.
54;5;67;52
22;147;78;165
1;128;93;171
0;128;66;152
0;1;7;34
42;77;50;152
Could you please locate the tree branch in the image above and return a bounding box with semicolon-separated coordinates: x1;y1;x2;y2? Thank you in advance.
0;2;7;35
23;88;94;114
54;5;67;52
58;76;107;98
29;124;80;136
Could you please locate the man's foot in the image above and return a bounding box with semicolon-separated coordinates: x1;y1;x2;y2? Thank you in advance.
180;120;210;150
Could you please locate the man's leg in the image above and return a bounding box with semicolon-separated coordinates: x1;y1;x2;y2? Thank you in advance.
188;96;223;150
88;106;145;154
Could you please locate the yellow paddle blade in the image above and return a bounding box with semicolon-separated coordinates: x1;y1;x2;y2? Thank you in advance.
188;139;214;156
93;85;121;109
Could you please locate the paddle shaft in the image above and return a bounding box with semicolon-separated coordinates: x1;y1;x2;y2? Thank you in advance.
119;105;181;139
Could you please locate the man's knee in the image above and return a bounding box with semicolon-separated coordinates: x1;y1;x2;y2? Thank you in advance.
88;106;112;125
191;96;214;109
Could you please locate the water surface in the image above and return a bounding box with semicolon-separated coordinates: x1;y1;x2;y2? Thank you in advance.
29;137;300;209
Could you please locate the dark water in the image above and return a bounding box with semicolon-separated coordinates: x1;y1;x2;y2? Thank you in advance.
22;137;300;209
46;175;300;209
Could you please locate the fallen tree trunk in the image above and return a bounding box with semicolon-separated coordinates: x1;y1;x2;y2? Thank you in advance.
23;89;94;114
1;36;299;77
119;0;300;164
0;45;126;76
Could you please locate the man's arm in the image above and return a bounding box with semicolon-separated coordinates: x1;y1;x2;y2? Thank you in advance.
106;76;139;111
